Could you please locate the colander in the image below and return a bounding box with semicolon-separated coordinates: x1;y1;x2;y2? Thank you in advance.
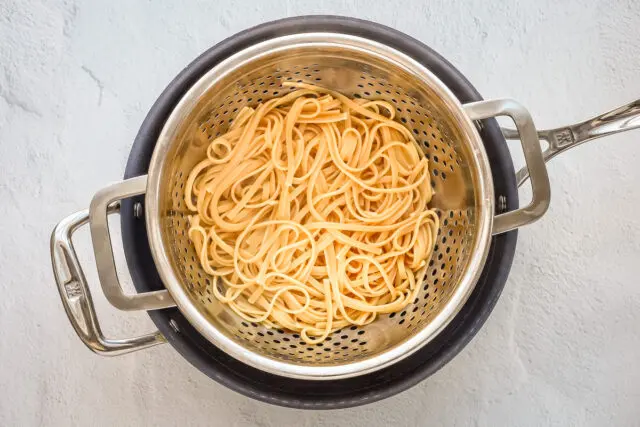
51;16;640;406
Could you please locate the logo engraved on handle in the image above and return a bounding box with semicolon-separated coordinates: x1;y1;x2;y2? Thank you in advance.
552;128;574;147
64;280;83;298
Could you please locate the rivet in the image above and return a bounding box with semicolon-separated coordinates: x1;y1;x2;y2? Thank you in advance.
498;195;507;213
133;202;143;218
169;319;180;333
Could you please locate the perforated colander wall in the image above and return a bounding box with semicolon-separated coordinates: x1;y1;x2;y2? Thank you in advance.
160;53;477;366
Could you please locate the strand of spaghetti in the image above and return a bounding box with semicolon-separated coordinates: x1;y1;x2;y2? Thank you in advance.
301;279;333;344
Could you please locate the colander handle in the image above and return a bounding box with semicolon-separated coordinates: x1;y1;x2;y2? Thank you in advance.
464;99;551;235
501;99;640;187
51;206;166;356
89;175;175;311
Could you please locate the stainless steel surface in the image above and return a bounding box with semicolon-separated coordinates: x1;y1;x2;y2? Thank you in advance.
89;175;176;311
464;99;551;235
502;99;640;187
144;33;496;379
50;208;166;355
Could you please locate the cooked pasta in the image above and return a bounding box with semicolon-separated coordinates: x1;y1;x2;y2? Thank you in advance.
185;82;439;344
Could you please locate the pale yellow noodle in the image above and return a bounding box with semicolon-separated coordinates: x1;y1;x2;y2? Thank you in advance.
185;83;439;344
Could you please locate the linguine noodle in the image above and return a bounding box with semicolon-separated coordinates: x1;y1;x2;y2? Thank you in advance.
186;82;439;344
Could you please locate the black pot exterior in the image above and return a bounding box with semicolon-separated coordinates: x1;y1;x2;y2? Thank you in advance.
120;16;518;409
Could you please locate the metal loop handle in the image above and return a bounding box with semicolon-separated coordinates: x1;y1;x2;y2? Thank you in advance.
502;99;640;187
50;207;167;355
89;175;175;311
464;99;551;235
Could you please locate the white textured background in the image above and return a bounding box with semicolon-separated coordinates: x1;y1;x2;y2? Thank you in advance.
1;0;639;425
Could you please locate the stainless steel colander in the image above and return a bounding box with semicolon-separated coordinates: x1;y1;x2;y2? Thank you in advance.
51;31;639;381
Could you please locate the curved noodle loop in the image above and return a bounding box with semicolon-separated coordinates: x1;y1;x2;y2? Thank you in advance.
186;83;439;344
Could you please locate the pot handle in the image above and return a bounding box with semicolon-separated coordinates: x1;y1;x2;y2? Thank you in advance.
501;99;640;187
51;207;167;355
464;99;551;235
51;175;176;355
